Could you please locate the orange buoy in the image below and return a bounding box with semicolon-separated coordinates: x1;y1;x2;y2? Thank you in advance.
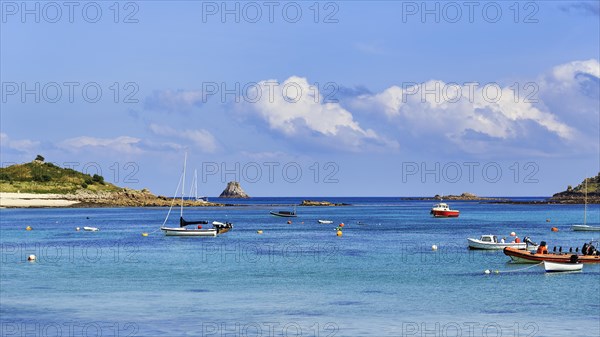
510;232;516;237
197;225;203;229
551;227;559;232
339;223;345;228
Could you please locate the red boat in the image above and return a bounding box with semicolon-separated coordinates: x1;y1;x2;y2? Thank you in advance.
430;203;459;217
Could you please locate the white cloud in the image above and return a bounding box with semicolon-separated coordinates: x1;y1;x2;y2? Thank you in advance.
59;136;143;154
145;89;204;112
241;76;398;151
548;59;600;89
0;133;41;153
148;124;217;153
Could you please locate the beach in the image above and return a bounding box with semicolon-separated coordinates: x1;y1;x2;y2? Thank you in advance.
0;192;80;208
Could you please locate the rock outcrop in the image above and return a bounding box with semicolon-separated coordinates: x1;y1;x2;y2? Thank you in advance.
218;181;249;198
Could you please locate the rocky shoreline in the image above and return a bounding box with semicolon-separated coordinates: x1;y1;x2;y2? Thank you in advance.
0;189;224;208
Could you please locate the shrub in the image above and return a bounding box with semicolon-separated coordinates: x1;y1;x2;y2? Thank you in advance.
81;183;88;188
92;174;104;184
84;178;93;185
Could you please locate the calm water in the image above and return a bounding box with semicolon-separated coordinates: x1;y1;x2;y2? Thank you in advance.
1;198;599;337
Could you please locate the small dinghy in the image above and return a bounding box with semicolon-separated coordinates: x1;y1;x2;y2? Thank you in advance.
544;260;583;273
318;220;333;224
83;226;99;232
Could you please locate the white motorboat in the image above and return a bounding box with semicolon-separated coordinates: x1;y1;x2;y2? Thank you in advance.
543;261;583;273
467;235;537;250
318;220;333;224
83;226;99;232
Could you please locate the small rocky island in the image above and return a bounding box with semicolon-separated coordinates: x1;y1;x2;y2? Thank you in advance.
299;200;350;206
218;181;250;198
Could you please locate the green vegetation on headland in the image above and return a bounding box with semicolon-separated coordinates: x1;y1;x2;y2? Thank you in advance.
0;158;120;194
0;156;223;207
550;173;600;204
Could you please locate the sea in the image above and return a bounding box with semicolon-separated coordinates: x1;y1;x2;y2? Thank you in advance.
1;197;599;337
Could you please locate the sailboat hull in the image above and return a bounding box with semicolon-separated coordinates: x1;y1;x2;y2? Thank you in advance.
571;225;600;232
161;227;217;237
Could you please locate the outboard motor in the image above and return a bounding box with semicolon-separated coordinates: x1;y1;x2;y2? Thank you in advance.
523;236;537;246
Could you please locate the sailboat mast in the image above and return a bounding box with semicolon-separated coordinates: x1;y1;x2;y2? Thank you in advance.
181;152;187;217
584;179;587;225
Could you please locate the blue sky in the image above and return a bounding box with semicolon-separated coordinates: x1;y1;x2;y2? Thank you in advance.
1;1;599;197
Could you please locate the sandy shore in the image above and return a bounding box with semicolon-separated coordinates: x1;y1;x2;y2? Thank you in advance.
0;192;80;208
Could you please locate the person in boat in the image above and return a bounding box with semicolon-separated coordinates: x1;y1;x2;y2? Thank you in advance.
536;241;548;254
582;242;598;256
500;237;505;243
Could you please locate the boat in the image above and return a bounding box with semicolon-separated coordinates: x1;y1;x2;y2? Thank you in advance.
190;169;208;202
430;203;459;217
467;235;537;250
270;209;297;217
160;154;233;237
318;220;333;224
571;179;599;231
571;225;600;231
83;226;99;231
543;261;583;273
503;241;600;264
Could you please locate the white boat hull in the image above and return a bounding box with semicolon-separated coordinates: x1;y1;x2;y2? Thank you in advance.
571;225;600;232
318;220;333;224
544;261;583;272
161;227;217;237
467;238;535;250
83;227;99;232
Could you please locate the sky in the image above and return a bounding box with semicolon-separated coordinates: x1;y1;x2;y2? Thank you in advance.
1;1;599;197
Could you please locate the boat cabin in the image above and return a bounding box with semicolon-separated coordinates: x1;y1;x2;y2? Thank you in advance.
479;235;498;243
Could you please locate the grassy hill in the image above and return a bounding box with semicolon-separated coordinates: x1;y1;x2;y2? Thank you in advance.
551;172;600;203
0;159;120;194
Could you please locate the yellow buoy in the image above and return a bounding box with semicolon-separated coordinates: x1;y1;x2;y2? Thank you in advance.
336;230;343;236
25;226;32;231
142;232;149;237
257;230;263;234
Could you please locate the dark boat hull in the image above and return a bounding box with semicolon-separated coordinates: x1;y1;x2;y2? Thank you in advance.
270;211;297;218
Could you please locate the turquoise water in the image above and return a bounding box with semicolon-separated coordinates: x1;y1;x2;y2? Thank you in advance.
1;199;599;337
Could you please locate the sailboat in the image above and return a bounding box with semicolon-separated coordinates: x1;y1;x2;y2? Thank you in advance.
160;154;233;236
572;179;600;231
190;169;208;202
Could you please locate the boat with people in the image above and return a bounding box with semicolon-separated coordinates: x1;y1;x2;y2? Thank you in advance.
160;153;233;237
467;235;537;250
270;210;297;217
543;261;583;273
430;203;459;217
318;220;333;224
504;240;600;264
